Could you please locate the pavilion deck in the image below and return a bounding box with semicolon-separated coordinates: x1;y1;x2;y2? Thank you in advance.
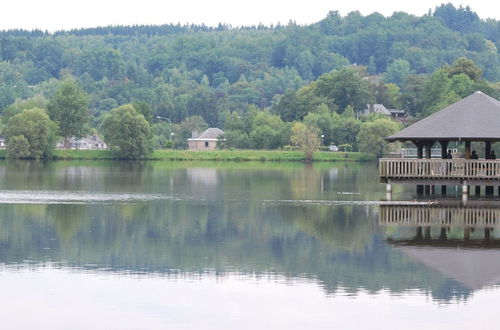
380;158;500;184
379;203;500;228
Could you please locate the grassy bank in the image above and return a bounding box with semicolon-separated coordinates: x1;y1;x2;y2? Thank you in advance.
0;149;374;161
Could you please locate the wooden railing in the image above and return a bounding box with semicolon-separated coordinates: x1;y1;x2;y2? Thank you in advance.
380;158;500;180
379;205;500;228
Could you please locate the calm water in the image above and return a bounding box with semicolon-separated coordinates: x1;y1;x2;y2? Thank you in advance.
0;160;498;329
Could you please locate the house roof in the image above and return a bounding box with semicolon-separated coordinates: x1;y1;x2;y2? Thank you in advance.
188;128;224;141
387;91;500;142
388;109;406;114
364;104;391;116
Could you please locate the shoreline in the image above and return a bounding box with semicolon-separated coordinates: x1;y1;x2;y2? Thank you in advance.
0;149;374;162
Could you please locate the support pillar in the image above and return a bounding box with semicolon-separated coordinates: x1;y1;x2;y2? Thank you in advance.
386;183;392;201
439;227;447;240
441;185;447;195
440;140;449;159
486;141;492;158
464;228;471;240
416;142;424;159
424;227;431;240
425;143;433;159
462;182;468;205
424;185;431;195
464;141;471;159
416;141;424;197
416;227;423;240
485;228;491;240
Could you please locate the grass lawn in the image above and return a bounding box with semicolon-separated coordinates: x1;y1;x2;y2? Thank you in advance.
0;149;374;162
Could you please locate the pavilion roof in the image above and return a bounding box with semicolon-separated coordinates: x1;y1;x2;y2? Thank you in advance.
398;246;500;291
386;91;500;142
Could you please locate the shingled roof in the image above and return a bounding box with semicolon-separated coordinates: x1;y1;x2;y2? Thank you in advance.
188;128;224;141
387;91;500;142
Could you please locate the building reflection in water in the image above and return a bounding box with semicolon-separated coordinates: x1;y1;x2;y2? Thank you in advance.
380;199;500;291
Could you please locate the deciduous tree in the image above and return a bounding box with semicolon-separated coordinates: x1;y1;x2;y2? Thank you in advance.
101;104;153;159
5;107;58;159
290;122;320;161
356;118;400;157
47;79;89;148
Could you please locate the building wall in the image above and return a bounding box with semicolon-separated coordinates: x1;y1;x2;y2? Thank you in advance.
188;140;218;150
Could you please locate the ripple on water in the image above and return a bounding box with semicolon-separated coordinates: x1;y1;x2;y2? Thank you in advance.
0;190;190;204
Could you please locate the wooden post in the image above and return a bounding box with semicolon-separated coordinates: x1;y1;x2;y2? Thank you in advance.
441;185;447;195
439;227;447;240
424;227;431;239
416;227;423;240
386;183;392;201
440;140;448;159
425;142;433;159
465;141;471;159
424;185;431;195
417;142;423;159
416;142;424;195
441;141;448;196
462;182;468;204
485;228;491;240
486;141;492;158
464;228;470;240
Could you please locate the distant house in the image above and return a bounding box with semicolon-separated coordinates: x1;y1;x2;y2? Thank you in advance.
359;104;408;122
359;103;392;117
187;128;224;150
57;135;107;150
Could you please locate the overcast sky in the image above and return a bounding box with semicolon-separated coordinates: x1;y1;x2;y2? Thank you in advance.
2;0;500;32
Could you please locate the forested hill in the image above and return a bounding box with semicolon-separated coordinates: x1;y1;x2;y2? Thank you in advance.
1;3;500;127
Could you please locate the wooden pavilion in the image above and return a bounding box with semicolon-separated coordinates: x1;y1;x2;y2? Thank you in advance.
380;91;500;196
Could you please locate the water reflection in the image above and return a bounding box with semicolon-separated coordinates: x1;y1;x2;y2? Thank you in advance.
380;200;500;295
0;160;479;306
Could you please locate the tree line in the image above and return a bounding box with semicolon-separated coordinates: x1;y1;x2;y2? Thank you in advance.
1;4;500;158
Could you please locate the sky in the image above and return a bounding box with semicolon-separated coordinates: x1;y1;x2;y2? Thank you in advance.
2;0;500;32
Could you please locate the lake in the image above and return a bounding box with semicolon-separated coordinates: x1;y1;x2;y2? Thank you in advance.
0;160;498;329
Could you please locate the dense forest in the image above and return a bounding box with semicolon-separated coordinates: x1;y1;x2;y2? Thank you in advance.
1;3;500;153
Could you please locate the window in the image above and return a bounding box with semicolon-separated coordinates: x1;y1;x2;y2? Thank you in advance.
205;141;209;147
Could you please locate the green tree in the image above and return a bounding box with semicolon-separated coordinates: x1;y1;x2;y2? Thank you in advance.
6;135;30;159
303;104;334;145
290;122;320;161
356;118;400;157
1;95;48;125
4;108;58;159
447;57;483;82
383;59;413;87
132;101;153;123
219;130;251;149
314;67;373;113
332;116;362;150
47;79;89;148
151;122;173;149
101;104;153;159
172;115;208;149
